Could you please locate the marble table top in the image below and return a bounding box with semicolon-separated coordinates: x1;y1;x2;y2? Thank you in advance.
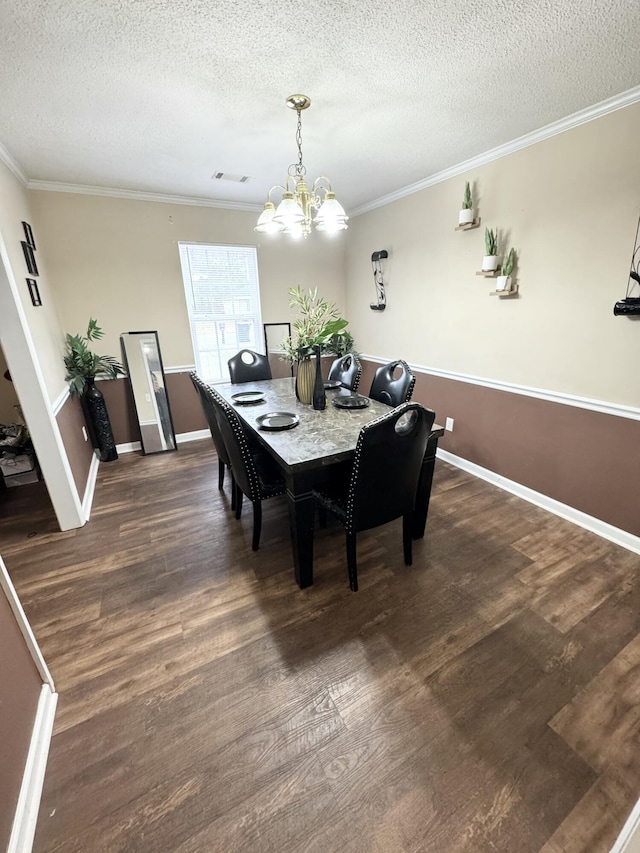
214;377;443;473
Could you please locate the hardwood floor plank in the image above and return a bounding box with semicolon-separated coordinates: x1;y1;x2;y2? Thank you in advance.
2;442;639;852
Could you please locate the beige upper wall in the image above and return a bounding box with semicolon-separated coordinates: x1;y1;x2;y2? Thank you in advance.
346;102;640;407
0;161;68;403
28;193;347;367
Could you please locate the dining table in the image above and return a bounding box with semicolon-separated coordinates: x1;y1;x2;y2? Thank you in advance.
214;377;444;588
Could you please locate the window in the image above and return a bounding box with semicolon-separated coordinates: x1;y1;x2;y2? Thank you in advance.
178;243;263;383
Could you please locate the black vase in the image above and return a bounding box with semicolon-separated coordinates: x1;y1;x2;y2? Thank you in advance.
81;378;118;462
312;347;326;411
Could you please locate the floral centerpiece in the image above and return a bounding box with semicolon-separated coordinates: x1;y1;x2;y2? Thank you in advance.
281;286;354;403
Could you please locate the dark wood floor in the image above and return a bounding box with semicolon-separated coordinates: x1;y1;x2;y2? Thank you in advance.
2;440;640;852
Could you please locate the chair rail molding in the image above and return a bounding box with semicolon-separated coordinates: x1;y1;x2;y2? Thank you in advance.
360;355;640;422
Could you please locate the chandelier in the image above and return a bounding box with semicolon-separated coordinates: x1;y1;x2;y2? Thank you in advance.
254;95;348;238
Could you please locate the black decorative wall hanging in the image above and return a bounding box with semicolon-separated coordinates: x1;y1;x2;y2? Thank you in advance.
21;241;38;276
26;279;42;306
370;249;388;311
614;215;640;317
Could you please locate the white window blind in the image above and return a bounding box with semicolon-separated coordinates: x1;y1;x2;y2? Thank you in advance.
178;243;263;383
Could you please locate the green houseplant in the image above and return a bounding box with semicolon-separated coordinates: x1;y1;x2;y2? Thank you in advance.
281;287;352;403
496;248;516;292
64;318;124;395
459;181;474;225
482;227;498;271
64;318;124;461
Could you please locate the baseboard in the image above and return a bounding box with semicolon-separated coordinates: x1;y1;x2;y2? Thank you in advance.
437;449;640;556
116;430;209;455
176;429;209;444
81;453;99;521
8;685;58;853
116;440;142;454
611;795;640;852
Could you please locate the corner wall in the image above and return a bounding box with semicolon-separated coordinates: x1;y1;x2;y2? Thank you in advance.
347;103;640;539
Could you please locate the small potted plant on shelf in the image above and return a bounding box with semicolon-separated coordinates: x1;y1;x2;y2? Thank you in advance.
281;286;351;404
482;227;498;271
459;181;474;226
496;248;516;292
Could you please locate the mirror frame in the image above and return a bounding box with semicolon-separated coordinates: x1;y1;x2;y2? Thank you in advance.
120;330;177;455
263;322;293;377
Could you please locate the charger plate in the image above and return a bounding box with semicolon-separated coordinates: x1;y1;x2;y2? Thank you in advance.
333;395;370;410
232;391;266;405
256;411;299;431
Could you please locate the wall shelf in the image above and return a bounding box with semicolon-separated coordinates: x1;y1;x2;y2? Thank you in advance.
490;285;519;297
476;269;499;277
455;218;481;231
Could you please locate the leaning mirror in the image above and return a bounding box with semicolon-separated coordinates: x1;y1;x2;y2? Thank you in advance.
263;322;293;378
120;331;177;454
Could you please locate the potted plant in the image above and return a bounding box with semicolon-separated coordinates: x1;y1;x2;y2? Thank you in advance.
459;181;474;226
64;318;124;461
281;286;351;404
496;248;516;291
482;227;498;271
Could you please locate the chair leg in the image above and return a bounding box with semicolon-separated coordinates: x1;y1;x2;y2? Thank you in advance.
235;486;243;519
403;514;413;565
230;472;236;512
252;501;262;551
218;458;225;490
346;531;358;591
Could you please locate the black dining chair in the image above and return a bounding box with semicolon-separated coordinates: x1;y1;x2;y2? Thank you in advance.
205;386;286;551
227;349;272;384
327;353;362;392
190;372;236;510
312;402;435;591
369;359;416;407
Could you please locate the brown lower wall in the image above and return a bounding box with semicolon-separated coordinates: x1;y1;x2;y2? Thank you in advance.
98;373;207;445
56;393;95;499
0;583;42;849
360;359;640;537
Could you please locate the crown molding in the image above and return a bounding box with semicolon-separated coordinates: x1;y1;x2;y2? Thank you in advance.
26;180;263;212
0;142;28;185
351;84;640;217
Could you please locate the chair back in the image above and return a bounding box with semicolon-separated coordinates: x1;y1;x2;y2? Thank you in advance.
189;372;231;468
347;403;435;533
227;349;272;384
328;354;362;391
369;359;416;406
205;387;261;501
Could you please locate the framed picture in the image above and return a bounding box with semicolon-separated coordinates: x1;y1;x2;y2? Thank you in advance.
26;279;42;307
21;241;38;276
22;221;36;250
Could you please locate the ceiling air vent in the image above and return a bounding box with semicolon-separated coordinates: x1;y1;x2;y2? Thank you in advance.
212;172;251;183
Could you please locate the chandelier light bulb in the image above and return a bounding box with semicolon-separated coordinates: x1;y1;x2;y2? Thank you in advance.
254;202;284;234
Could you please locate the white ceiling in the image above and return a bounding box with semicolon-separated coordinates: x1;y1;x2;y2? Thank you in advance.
1;0;639;213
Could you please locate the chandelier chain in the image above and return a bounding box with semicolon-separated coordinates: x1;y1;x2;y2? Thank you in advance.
295;109;304;175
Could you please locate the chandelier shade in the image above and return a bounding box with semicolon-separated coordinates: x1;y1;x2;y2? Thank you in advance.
255;95;348;238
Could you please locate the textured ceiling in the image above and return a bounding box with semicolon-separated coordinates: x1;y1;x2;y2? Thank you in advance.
1;0;639;212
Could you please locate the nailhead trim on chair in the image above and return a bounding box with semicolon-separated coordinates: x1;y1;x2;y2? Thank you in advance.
345;401;421;534
369;359;416;407
207;385;286;503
